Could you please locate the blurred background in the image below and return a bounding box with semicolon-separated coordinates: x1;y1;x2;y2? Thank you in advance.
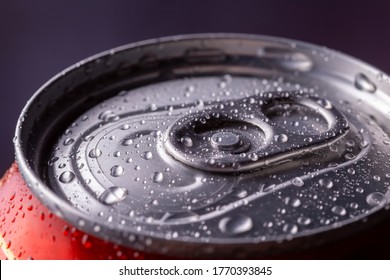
1;0;390;173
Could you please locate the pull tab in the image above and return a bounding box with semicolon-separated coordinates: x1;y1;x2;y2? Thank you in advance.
164;91;349;173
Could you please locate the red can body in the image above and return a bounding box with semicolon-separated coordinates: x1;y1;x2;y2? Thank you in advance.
0;163;162;260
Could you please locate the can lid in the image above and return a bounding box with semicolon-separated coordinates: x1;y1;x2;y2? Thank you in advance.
15;34;390;257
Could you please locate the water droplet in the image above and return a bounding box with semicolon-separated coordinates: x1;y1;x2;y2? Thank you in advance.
89;148;102;158
317;99;333;109
153;172;164;183
297;217;311;225
359;141;369;149
318;178;333;189
218;215;253;235
292;177;304;187
232;189;248;198
63;138;74;146
284;197;301;207
121;124;130;130
83;135;94;142
346;140;355;147
59;171;75;183
282;223;298;234
350;202;359;209
366;192;385;207
373;175;381;181
149;104;158;111
81;234;92;248
99;186;128;205
355;73;376;93
113;151;121;157
142;151;153;160
111;165;124;177
48;157;59;166
180;136;193;148
248;153;258;161
122;138;134;146
347;168;356;175
99;110;119;122
345;153;355;160
274;134;289;143
356;187;364;194
331;205;347;216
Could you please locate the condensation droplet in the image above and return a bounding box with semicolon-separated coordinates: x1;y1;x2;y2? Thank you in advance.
113;151;121;157
99;110;120;122
99;186;128;205
274;134;289;143
111;165;124;177
355;73;376;93
317;99;333;109
142;151;153;160
48;157;59;166
89;148;102;158
149;104;158;111
218;215;253;235
331;205;347;216
282;223;298;234
284;197;301;207
180;137;193;148
153;172;164;183
318;178;333;189
63;138;74;146
59;171;75;184
248;153;258;161
359;141;369;149
122;138;134;146
297;217;311;225
292;177;304;187
232;189;248;199
373;175;381;182
366;192;385;207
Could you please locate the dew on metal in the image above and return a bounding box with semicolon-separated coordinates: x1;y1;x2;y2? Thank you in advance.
297;217;311;225
318;178;333;189
142;151;153;160
99;186;128;205
292;177;304;187
274;134;289;143
153;172;164;183
89;148;102;158
284;197;301;208
110;165;125;177
366;192;385;207
59;171;75;184
282;223;298;235
122;138;134;146
63;138;74;146
38;35;390;258
331;205;347;216
99;110;120;122
218;215;254;235
355;73;377;93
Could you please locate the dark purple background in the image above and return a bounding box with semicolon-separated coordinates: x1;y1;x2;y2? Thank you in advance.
1;0;390;173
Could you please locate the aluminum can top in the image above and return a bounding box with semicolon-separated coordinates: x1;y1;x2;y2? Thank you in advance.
15;34;390;257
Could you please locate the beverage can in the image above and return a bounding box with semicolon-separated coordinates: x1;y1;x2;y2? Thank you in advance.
2;34;390;259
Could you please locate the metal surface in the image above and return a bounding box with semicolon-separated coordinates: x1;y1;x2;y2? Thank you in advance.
14;34;390;257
